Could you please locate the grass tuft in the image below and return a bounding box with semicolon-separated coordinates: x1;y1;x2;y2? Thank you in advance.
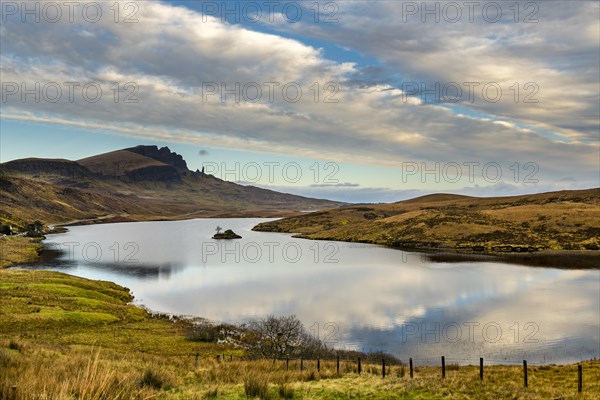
203;386;219;398
244;374;270;399
139;368;165;390
8;340;22;352
278;382;295;399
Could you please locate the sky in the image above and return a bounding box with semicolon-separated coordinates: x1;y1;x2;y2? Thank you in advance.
1;0;598;203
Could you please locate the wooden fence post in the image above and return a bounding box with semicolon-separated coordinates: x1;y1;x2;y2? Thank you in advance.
578;364;582;393
336;356;340;375
195;352;199;367
480;357;483;380
300;358;303;371
409;358;413;378
317;358;320;372
382;358;386;378
523;360;528;388
441;356;445;379
358;357;362;374
286;358;289;371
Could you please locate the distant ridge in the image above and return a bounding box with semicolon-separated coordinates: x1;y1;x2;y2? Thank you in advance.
0;145;344;228
400;193;473;204
0;158;92;179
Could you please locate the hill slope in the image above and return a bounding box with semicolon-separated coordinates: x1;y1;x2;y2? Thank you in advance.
0;146;343;228
253;189;600;252
78;149;169;176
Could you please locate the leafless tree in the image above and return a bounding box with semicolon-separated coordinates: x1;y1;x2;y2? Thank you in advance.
244;315;320;359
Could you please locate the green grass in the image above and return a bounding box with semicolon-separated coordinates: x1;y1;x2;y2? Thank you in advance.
0;236;42;268
0;270;226;356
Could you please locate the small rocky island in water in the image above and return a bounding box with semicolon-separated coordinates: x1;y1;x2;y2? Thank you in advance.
212;229;242;239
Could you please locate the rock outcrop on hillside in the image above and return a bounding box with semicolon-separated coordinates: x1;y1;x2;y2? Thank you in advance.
126;145;188;171
125;165;182;182
0;145;344;229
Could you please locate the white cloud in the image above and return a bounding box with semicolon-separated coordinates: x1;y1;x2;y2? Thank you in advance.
1;0;598;191
276;1;600;143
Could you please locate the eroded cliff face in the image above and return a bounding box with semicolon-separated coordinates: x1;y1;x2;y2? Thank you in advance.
0;145;344;228
124;164;182;182
126;145;188;171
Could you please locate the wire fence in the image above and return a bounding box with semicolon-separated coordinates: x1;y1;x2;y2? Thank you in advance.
188;352;590;393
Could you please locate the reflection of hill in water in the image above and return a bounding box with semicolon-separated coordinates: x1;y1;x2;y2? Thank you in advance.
22;245;185;280
81;262;184;280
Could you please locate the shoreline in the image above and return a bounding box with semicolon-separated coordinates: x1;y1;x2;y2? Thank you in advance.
53;210;307;227
3;214;597;270
281;235;600;270
0;235;44;268
54;215;600;270
394;246;600;269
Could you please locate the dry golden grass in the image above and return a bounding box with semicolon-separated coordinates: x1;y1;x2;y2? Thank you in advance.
0;343;174;399
78;150;167;176
254;188;600;256
1;342;598;399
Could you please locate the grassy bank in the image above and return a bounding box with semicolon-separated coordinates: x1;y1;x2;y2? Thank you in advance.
1;269;598;399
0;269;226;356
0;236;43;268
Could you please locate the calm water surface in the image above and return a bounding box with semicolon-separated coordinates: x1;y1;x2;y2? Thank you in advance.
20;218;600;365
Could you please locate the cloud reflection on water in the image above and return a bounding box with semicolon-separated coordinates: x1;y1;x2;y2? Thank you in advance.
24;218;599;364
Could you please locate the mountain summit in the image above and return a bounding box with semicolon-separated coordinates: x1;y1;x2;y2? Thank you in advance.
77;146;187;182
0;146;344;228
125;145;188;170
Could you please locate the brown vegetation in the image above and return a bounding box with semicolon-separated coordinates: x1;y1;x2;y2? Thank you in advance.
253;188;600;267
